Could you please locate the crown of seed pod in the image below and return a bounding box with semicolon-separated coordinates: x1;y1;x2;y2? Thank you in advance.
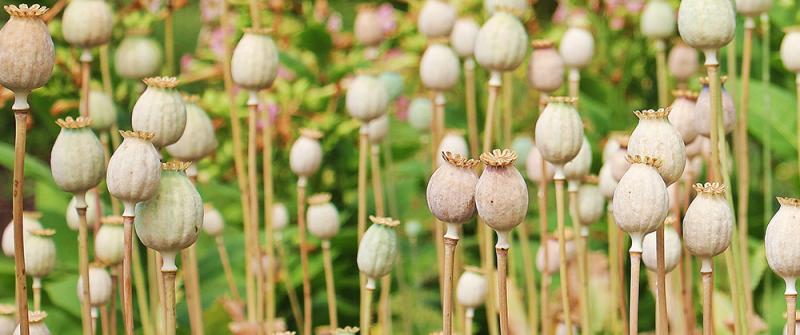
203;204;225;237
427;152;480;226
736;0;772;16
0;4;55;106
231;28;279;91
165;99;218;162
334;326;360;335
765;197;800;290
668;90;699;144
640;0;676;40
456;266;488;310
782;27;800;73
559;24;595;69
627;108;686;186
77;263;113;307
420;43;461;92
450;18;480;59
484;0;528;17
695;76;736;135
475;149;528;246
88;90;117;131
346;75;389;123
106;131;161;215
272;202;289;232
24;229;56;279
528;40;565;93
0;304;15;335
306;193;340;241
357;216;400;289
114;30;162;80
290;129;323;178
667;41;699;81
536;232;577;273
534;97;584;168
2;212;43;257
94;216;124;266
14;311;48;335
366;114;390;145
135;162;203;272
417;0;456;39
576;179;605;227
474;12;528;73
612;155;669;252
51;117;105;194
408;97;433;132
437;131;469;167
564;136;592;187
682;183;733;262
131;77;187;148
642;219;682;272
677;0;735;51
354;5;383;47
66;192;101;231
61;0;113;48
378;72;404;102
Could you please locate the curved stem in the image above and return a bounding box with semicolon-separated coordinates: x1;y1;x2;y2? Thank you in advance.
296;180;311;335
496;246;510;335
443;237;458;335
555;178;573;335
629;251;642;335
78;204;94;335
13;110;30;335
322;241;338;329
162;270;177;335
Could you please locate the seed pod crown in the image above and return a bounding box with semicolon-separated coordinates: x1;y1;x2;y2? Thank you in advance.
442;151;479;168
480;149;517;167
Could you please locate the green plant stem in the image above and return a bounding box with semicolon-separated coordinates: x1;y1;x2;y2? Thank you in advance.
465;59;479;159
482;74;501;335
357;127;369;335
181;246;203;335
503;72;512;146
655;40;668;107
215;236;241;301
261;100;276;332
162;269;176;335
656;225;667;335
131;231;154;335
276;238;304;331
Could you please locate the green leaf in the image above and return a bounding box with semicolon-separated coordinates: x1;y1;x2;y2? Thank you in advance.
295;24;333;68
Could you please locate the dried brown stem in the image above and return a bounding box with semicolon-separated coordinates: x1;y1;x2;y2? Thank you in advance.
443;236;458;335
706;63;722;182
655;40;668;107
464;60;479;158
464;309;474;335
496;247;510;335
122;216;134;335
362;286;375;335
322;241;338;329
32;278;41;312
607;208;625;334
656;226;668;335
131;235;153;335
372;144;392;334
181;245;203;335
502;72;512;146
517;216;538;335
630;251;642;335
787;294;797;335
162;270;177;335
539;160;551;335
297;181;312;335
569;190;589;335
555;178;573;335
738;22;756;328
275;240;303;331
101;306;109;335
246;101;263;327
261;97;276;332
358;128;369;334
109;271;118;335
80;55;91;118
13;110;30;335
215;236;241;301
482;83;500;152
78;205;94;335
481;77;501;335
702;268;713;335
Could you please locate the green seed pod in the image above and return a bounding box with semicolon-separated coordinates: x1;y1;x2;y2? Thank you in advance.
456;266;488;310
165;97;218;162
640;0;676;40
289;129;323;178
450;18;479;59
474;12;528;73
781;27;800;73
534;97;584;168
106;131;161;215
528;40;565;94
114;30;162;80
677;0;735;51
668;90;699;145
24;229;56;279
408;97;433;131
366;115;390;145
231;28;279;91
94;216;124;266
511;135;533;169
627;108;686;186
420;43;461;92
559;25;595;69
51;117;105;195
132;77;186;148
346;75;388;123
203;204;225;237
766;197;800;294
576;178;605;227
357;216;400;289
564;136;592;188
418;0;456;38
682;183;733;272
88;90;117;131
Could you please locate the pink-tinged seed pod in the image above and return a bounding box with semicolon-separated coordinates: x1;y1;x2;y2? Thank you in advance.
598;164;618;199
24;229;56;279
450;18;480;59
14;311;49;335
346;75;389;123
0;4;55;108
289;129;323;178
668;41;699;82
525;143;555;183
417;0;456;39
474;12;528;73
132;77;187;148
165;97;218;162
366;114;390;144
94;216;124;266
114;30;162;80
437;131;469;167
528;40;565;94
677;0;735;51
564;136;592;187
682;183;733;271
61;0;113;48
66;192;100;231
627;108;686;186
642;219;682;273
736;0;772;17
484;0;528;17
272;203;289;232
695;76;736;136
357;216;400;289
555;320;579;335
354;5;384;48
231;29;279;91
475;149;528;248
766;197;800;293
0;304;15;334
88;90;116;131
106;130;162;215
420;43;461;92
612;155;669;252
640;0;676;40
306;193;340;241
2;212;43;257
51;117;105;194
576;178;605;227
203;204;225;237
77;264;113;307
536;233;577;273
427;152;480;229
559;24;594;69
456;266;488;310
534;97;584;168
780;27;800;73
684;136;707;159
668;90;700;144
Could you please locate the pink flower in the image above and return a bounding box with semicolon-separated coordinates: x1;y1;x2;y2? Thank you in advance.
609;16;625;30
277;66;295;82
377;3;397;34
201;0;223;23
180;54;195;73
327;11;342;32
209;27;230;61
625;0;645;13
395;96;409;121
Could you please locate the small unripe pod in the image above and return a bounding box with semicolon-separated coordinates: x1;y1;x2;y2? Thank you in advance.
683;183;733;270
307;193;340;241
427;152;479;227
114;30;162;80
203;204;225;237
408;97;433;131
417;0;456;39
642;219;682;273
678;0;735;51
609;147;630;181
24;229;56;279
2;212;43;257
94;216;124;266
437;131;469;167
51;117;106;194
0;304;15;335
354;5;383;47
132;77;187;148
640;0;676;40
366;114;390;144
525;143;555;183
289;129;323;178
272;203;289;232
559;25;594;69
420;43;461;92
780;28;800;73
14;311;49;335
346;75;388;123
474;12;528;73
534;97;584;167
88;90;117;131
598;164;618;199
627;108;686;186
475;149;528;248
0;4;55;105
77;264;113;307
564;136;592;184
165;98;218;162
736;0;772;17
668;90;699;144
357;216;400;289
106;131;161;214
613;155;669;252
231;29;279;91
456;266;488;309
450;18;480;59
536;233;577;273
511;136;533;169
695;76;736;136
766;197;800;293
528;40;565;94
576;180;605;226
378;72;404;102
668;41;699;82
61;0;113;48
66;192;101;231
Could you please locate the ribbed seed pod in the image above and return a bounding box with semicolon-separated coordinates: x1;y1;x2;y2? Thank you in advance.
0;4;55;105
598;164;618;199
61;0;113;48
2;212;43;257
202;204;225;237
576;179;605;226
0;304;15;334
564;136;592;185
559;24;594;69
695;76;736;135
474;12;528;73
366;114;390;144
94;216;124;266
378;72;404;102
77;264;113;307
528;40;565;93
427;152;479;228
14;311;49;335
668;90;699;144
417;0;456;39
609;146;630;181
534;97;584;168
484;0;528;17
51;117;105;194
781;28;800;73
24;229;56;279
354;5;383;47
272;203;289;232
684;136;706;159
612;155;669;252
475;149;528;247
602;136;621;162
456;266;488;309
736;0;772;16
627;108;686;186
677;0;735;51
682;183;733;267
346;75;389;123
536;233;577;273
668;41;699;82
289;129;323;178
408;97;433;131
642;219;682;272
106;131;161;214
450;18;480;59
525;143;555;183
511;136;533;169
420;43;461;92
165;98;218;162
437;131;469;167
357;216;400;288
640;0;676;40
88;90;116;131
66;192;101;231
231;29;279;91
765;197;800;291
306;193;340;241
114;30;162;80
135;162;203;270
132;77;187;148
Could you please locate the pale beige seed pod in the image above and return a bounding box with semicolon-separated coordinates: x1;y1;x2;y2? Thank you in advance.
474;12;528;73
0;304;15;335
334;326;360;335
88;90;116;131
525;143;555;183
231;29;279;91
736;0;772;17
684;136;707;159
106;131;162;216
668;90;699;144
114;30;162;80
677;0;735;52
132;77;187;148
61;0;113;48
2;212;43;257
437;131;469;167
695;76;736;136
766;197;800;294
640;0;676;40
602;136;621;162
559;24;594;69
555;320;579;335
456;266;488;312
0;4;55;109
165;98;218;162
66;192;100;231
475;149;528;248
576;179;604;227
14;311;49;335
683;183;733;271
51;117;105;194
564;136;592;187
272;203;289;232
203;204;225;237
598;164;618;199
366;114;390;144
642;219;682;272
346;75;388;123
77;264;113;307
450;18;480;59
24;229;56;279
307;193;340;241
94;216;124;266
420;43;461;92
536;233;577;273
427;152;479;233
609;146;630;181
668;41;699;82
627;108;686;186
527;40;565;94
289;129;323;179
534;97;584;169
357;216;400;289
612;155;669;252
417;0;456;39
354;5;383;47
781;28;800;73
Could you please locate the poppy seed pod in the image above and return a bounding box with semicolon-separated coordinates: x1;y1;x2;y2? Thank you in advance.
203;204;225;237
780;28;800;73
450;18;480;59
559;25;594;69
335;326;360;335
427;152;480;230
668;90;699;144
132;77;187;148
346;75;389;123
0;304;15;334
51;117;105;194
24;229;56;279
354;5;383;47
525;144;555;183
528;40;565;93
627;108;686;186
682;183;733;270
564;136;592;187
408;97;433;131
474;12;528;73
511;136;533;168
612;155;669;253
289;129;323;179
165;98;218;162
536;233;577;273
640;0;676;40
456;266;488;310
576;180;605;227
420;43;461;92
378;72;404;102
677;0;735;52
609;147;630;181
306;193;340;241
668;41;699;81
106;131;161;215
94;216;124;266
357;216;400;289
765;197;800;293
114;30;162;80
272;203;289;232
642;220;682;273
14;311;49;335
77;264;113;307
88;90;116;131
61;0;113;48
417;0;456;39
484;0;528;17
475;149;528;248
2;212;43;257
437;131;469;167
534;97;584;168
366;114;390;144
736;0;772;17
231;29;279;91
598;164;618;199
66;192;100;231
0;4;54;109
695;76;736;135
602;136;621;162
405;220;423;240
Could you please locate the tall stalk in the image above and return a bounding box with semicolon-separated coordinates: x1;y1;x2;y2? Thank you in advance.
517;214;538;335
655;40;668;107
554;176;573;335
246;95;264;328
76;196;93;335
786;292;797;335
568;189;589;334
537;96;551;335
371;144;392;334
629;250;642;335
261;102;276;332
465;59;479;158
321;241;338;329
11;94;30;335
297;177;312;335
357;126;369;334
481;73;502;335
162;266;177;335
502;73;512;146
737;18;756;327
701;260;713;335
215;236;241;301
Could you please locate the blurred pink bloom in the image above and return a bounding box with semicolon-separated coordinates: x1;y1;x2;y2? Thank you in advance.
146;0;162;13
201;0;223;23
553;2;568;24
395;96;409;121
267;102;279;123
609;16;625;30
625;0;645;12
605;0;622;13
383;48;405;61
377;3;397;34
181;54;195;73
327;12;342;32
277;66;295;82
209;27;230;60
